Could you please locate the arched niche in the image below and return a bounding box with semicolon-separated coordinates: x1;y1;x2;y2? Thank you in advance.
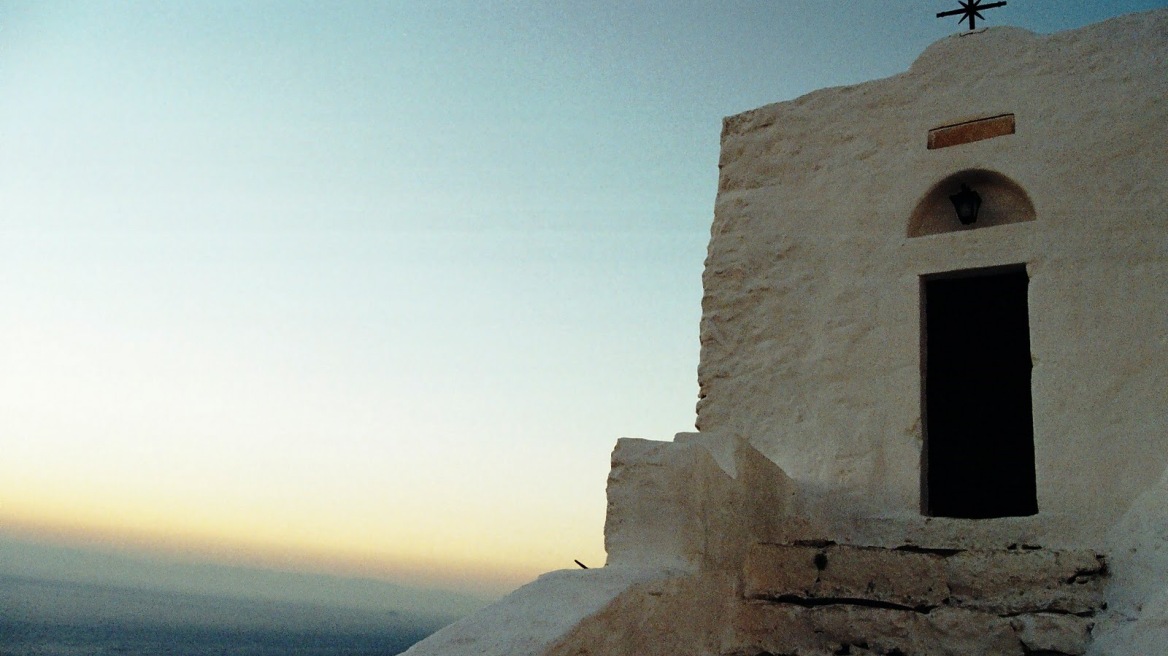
908;169;1035;238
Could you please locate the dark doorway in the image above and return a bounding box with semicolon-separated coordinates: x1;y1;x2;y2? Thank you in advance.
922;267;1037;518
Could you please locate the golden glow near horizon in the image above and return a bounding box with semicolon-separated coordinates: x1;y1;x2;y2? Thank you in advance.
0;232;625;597
1;475;604;597
0;324;616;590
4;1;1161;603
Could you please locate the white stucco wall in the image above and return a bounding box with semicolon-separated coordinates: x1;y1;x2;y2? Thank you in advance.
697;9;1168;546
402;11;1168;655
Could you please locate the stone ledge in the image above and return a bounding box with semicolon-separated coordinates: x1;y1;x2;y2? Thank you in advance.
727;603;1094;656
744;543;1106;616
744;544;949;609
944;548;1107;615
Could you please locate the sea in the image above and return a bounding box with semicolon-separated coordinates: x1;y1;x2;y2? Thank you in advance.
0;621;432;656
0;576;445;656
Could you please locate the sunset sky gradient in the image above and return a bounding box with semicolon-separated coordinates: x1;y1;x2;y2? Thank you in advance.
2;1;1165;603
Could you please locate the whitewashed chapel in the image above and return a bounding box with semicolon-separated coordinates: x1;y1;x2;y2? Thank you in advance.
406;9;1168;655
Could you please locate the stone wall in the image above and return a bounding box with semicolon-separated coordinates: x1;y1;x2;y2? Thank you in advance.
733;543;1105;656
547;542;1107;656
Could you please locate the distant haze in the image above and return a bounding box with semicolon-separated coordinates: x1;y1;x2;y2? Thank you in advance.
2;0;1166;601
0;533;487;619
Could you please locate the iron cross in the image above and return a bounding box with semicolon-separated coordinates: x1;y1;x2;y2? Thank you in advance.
937;0;1007;31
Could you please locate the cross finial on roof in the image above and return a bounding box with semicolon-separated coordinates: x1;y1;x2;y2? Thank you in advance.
937;0;1007;31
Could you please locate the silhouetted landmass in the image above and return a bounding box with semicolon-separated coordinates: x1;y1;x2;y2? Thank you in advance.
0;537;489;619
0;576;447;655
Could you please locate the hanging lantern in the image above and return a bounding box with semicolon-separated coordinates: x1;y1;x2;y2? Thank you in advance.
949;184;982;225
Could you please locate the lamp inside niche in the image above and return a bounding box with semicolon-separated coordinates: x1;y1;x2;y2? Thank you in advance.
949;184;982;225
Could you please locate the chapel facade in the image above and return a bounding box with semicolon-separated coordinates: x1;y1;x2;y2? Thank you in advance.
406;9;1168;655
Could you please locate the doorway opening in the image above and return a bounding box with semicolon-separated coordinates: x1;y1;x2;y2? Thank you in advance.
921;266;1037;518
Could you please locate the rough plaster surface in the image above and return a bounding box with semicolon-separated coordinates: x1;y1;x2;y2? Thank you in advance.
544;571;739;656
399;567;676;656
1092;466;1168;654
604;433;802;571
699;8;1168;546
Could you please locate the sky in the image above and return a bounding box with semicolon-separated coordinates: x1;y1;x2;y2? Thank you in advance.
2;1;1166;608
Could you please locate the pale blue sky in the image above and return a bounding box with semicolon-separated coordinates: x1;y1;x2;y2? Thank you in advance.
2;1;1166;603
